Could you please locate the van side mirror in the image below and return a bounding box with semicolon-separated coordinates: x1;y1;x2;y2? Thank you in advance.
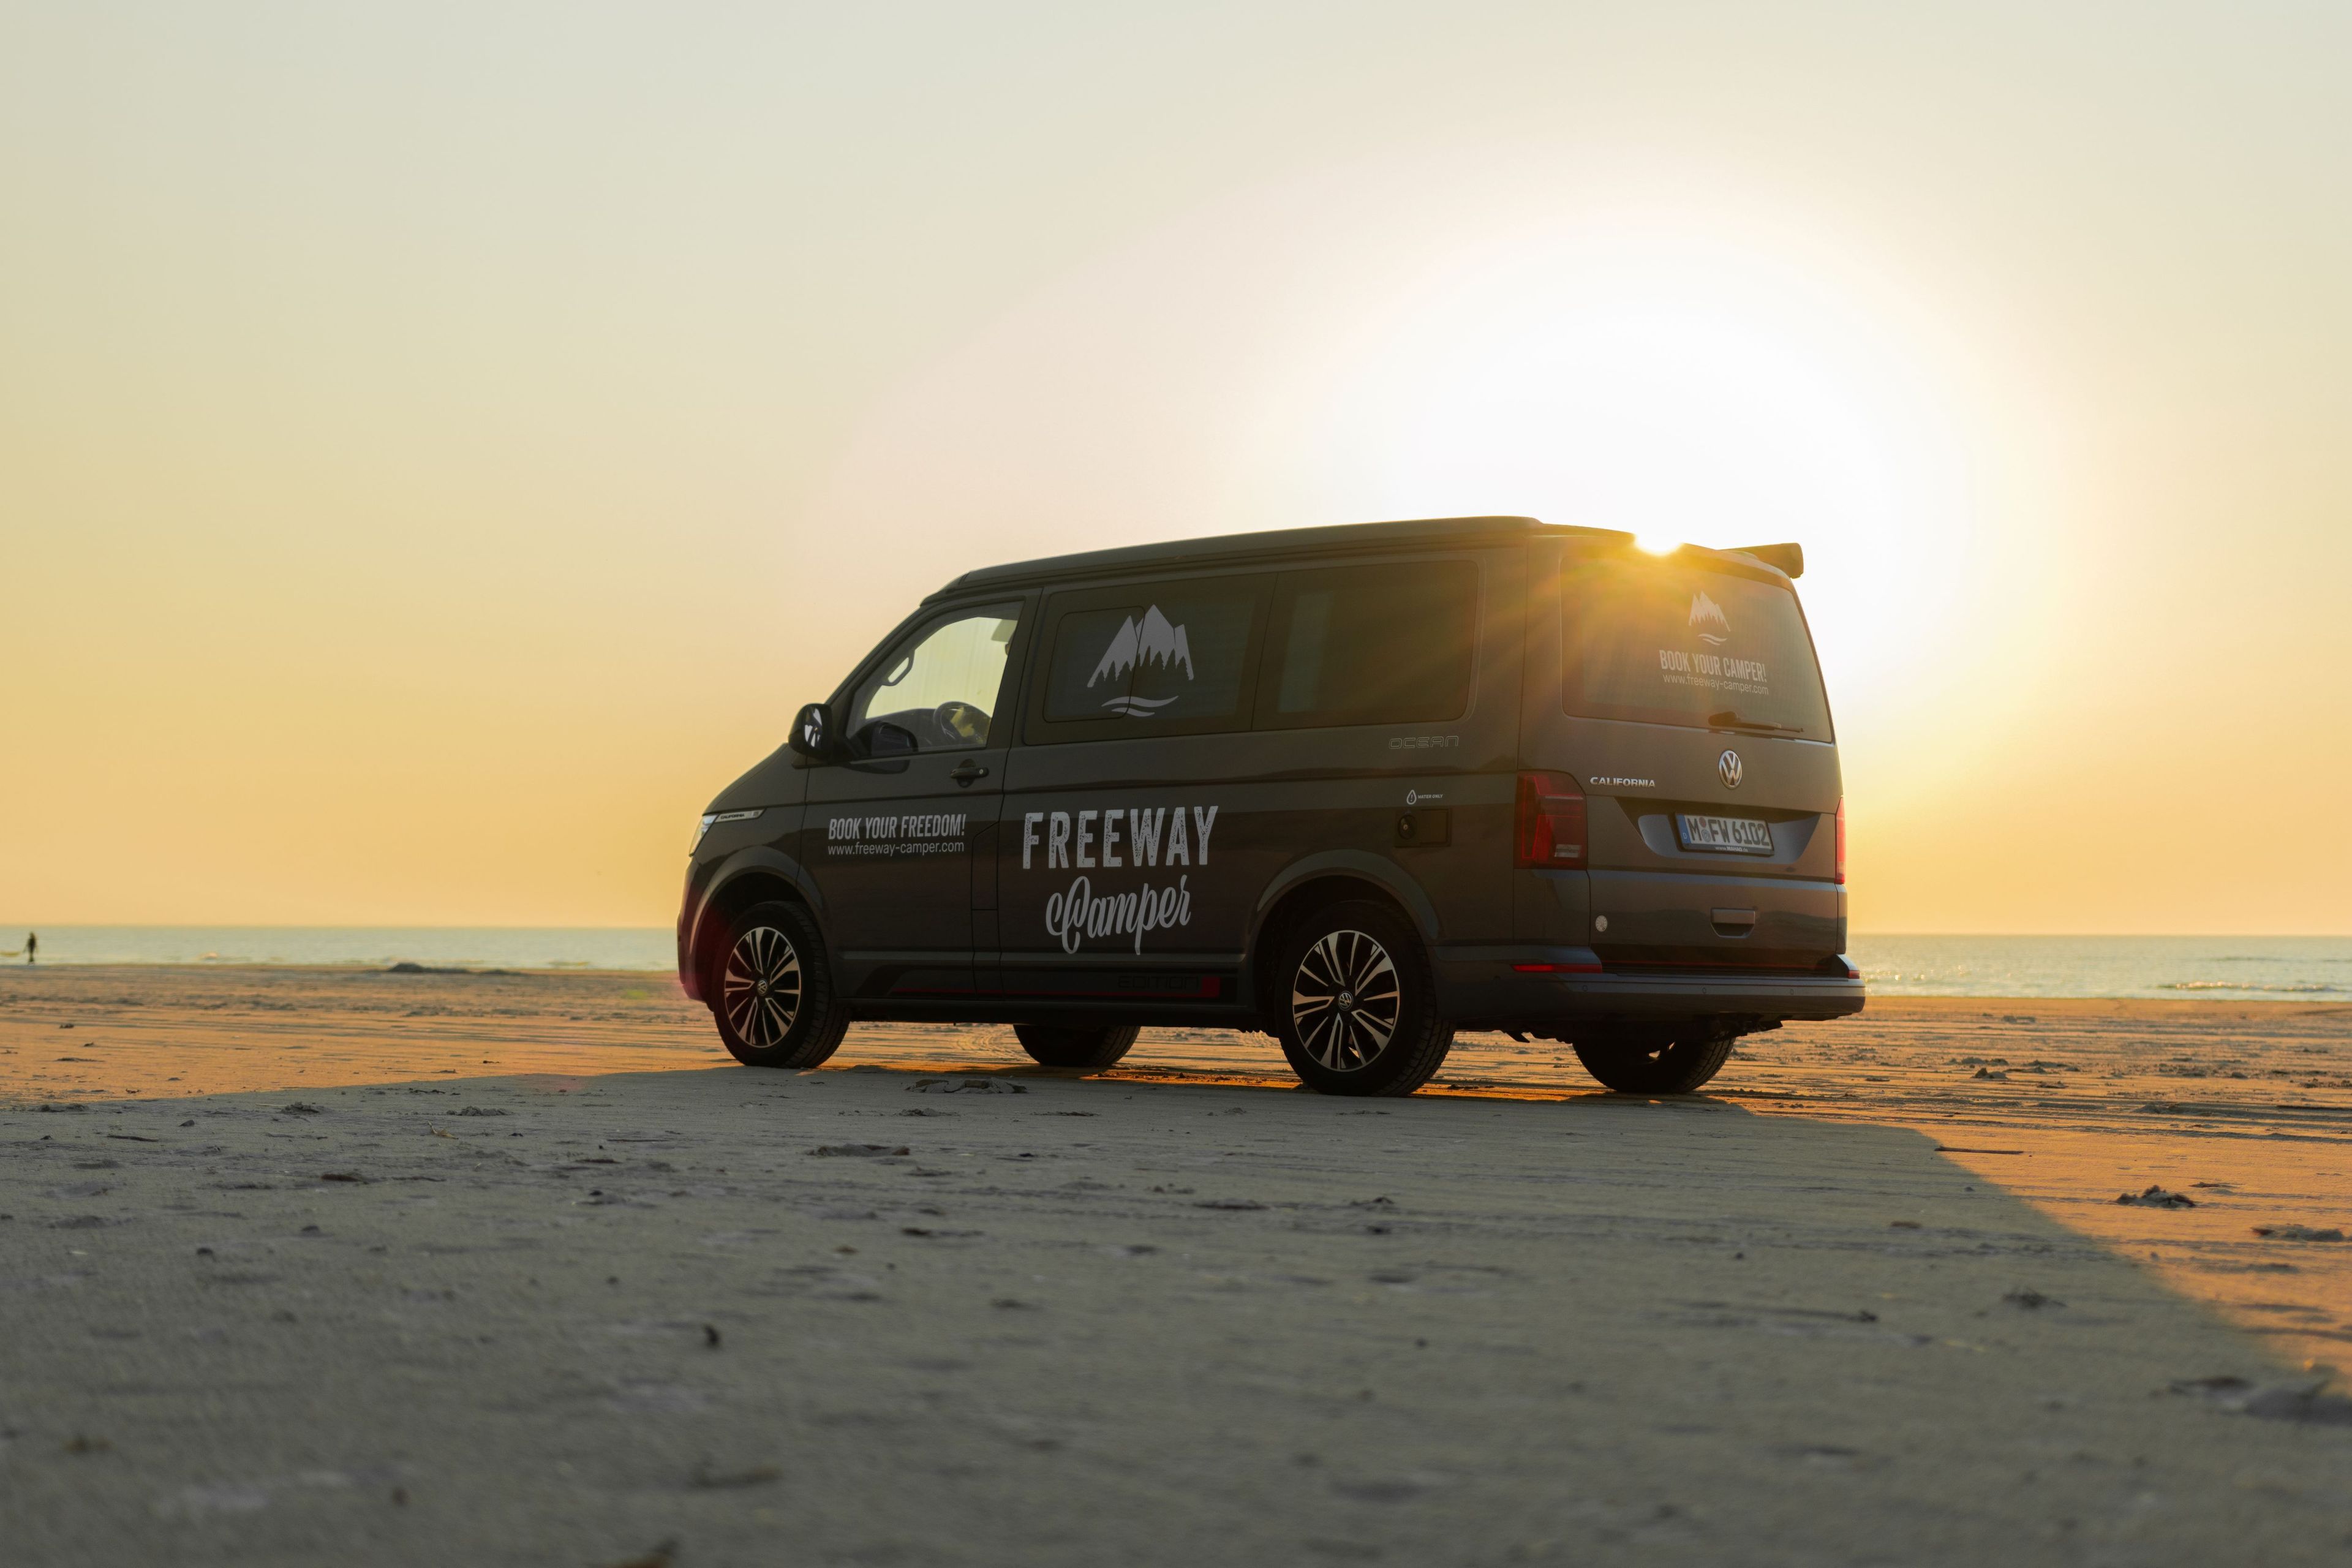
789;702;840;762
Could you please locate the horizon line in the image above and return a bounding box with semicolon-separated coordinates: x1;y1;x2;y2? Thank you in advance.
4;923;2348;941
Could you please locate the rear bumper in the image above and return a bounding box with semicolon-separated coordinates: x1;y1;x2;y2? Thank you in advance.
1436;944;1865;1025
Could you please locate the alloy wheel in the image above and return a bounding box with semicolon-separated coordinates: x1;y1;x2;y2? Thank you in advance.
722;924;804;1049
1290;928;1401;1071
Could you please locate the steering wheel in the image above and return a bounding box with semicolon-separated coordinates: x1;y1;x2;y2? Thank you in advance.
935;701;989;745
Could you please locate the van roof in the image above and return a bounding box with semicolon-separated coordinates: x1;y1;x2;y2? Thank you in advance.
927;515;1634;601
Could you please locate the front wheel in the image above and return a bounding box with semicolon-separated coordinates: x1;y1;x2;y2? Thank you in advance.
712;901;850;1069
1572;1033;1734;1095
1272;900;1452;1097
1013;1023;1139;1072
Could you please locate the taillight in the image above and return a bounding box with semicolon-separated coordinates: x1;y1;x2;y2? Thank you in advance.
1515;772;1588;869
1834;796;1847;885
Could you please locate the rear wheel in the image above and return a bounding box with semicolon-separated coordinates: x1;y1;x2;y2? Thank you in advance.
712;900;850;1069
1012;1023;1140;1072
1273;900;1452;1097
1572;1032;1735;1095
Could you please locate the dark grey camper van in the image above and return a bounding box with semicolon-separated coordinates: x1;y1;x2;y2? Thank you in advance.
679;517;1862;1096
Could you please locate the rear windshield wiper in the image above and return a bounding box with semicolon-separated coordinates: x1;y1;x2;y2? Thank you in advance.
1707;710;1804;736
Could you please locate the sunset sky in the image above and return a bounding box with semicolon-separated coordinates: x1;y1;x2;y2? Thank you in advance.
4;2;2347;935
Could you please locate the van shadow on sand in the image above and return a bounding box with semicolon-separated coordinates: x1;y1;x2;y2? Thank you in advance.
4;1057;2350;1567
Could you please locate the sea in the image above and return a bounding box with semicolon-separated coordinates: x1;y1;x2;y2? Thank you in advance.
1;927;2346;1000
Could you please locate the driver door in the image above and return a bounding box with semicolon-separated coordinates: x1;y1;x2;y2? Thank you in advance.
804;600;1027;1000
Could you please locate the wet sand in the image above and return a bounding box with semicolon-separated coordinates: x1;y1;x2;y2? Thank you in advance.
3;967;2348;1564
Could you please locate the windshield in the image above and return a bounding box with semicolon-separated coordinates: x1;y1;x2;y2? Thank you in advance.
1564;560;1833;739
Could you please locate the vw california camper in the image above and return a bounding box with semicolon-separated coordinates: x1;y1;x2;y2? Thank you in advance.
679;516;1862;1097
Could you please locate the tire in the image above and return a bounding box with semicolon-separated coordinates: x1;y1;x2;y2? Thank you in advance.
710;900;850;1069
1272;899;1452;1097
1572;1033;1735;1095
1012;1023;1140;1072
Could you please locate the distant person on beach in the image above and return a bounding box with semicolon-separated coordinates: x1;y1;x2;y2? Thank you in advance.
23;932;34;963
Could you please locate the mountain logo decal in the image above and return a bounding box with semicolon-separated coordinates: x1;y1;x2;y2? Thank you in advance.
1689;591;1730;646
1089;605;1193;717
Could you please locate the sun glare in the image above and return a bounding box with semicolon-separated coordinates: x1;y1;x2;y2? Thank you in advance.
1289;213;1996;720
810;176;2051;744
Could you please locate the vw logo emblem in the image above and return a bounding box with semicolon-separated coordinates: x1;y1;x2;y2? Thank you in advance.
1717;749;1744;788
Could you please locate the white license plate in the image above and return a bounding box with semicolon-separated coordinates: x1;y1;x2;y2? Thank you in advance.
1676;813;1774;855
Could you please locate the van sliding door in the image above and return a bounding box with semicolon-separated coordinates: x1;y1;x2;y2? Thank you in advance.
994;575;1271;1006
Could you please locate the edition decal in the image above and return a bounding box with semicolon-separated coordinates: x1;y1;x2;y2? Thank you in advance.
1020;803;1217;954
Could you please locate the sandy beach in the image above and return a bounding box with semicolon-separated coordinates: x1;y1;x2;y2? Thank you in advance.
3;966;2348;1565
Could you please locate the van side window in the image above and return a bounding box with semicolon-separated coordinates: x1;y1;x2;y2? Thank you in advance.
848;603;1022;753
1033;578;1265;738
1259;560;1478;729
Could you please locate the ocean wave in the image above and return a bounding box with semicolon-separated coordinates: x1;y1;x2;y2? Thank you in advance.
2158;981;2347;994
2204;956;2352;965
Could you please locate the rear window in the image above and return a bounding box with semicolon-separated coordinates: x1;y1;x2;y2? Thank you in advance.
1564;561;1832;739
1259;560;1477;729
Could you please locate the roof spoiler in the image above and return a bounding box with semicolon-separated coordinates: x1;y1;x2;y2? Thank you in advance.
1728;542;1804;579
